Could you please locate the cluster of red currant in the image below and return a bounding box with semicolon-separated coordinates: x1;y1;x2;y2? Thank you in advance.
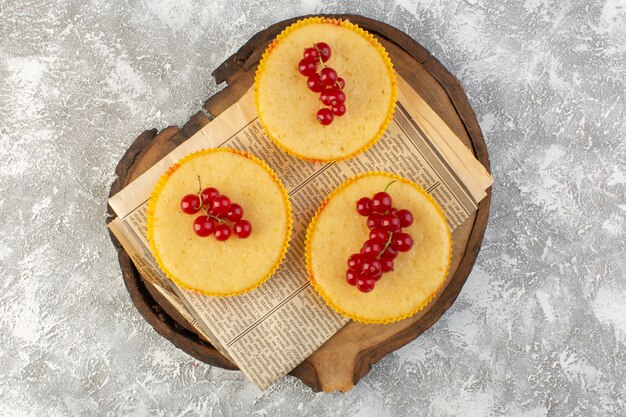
180;177;252;241
346;181;415;293
297;42;346;125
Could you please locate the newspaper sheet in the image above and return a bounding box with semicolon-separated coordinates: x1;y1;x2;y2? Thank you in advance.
108;76;493;389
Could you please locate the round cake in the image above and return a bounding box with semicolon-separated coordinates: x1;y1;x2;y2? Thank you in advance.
255;17;397;162
305;172;452;323
147;148;292;296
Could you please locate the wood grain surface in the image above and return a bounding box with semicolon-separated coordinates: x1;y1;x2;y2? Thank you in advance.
107;14;491;392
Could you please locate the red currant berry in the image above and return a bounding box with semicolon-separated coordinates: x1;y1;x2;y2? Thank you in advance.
180;194;201;214
315;42;331;62
319;67;338;85
361;239;384;257
226;203;244;222
330;88;346;104
392;232;414;252
369;228;388;242
320;89;345;106
388;207;398;216
298;58;317;76
380;245;398;260
234;219;252;238
347;253;366;272
193;215;216;237
214;224;232;241
346;270;358;286
380;214;401;232
316;108;334;125
361;258;382;279
331;103;346;116
336;77;345;89
356;197;373;216
319;89;333;106
211;195;231;215
397;209;414;227
200;187;219;206
372;191;393;213
307;74;324;93
356;275;376;293
303;47;320;61
367;213;384;230
380;258;394;273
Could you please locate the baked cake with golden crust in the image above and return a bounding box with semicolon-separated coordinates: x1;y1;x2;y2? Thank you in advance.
255;17;397;162
147;148;292;296
306;172;452;323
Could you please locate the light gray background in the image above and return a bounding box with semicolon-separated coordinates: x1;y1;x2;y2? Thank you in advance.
0;0;624;416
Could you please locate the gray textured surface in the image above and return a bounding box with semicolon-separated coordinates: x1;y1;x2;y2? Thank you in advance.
0;0;624;415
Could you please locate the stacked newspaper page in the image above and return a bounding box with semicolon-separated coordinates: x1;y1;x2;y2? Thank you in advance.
108;76;493;389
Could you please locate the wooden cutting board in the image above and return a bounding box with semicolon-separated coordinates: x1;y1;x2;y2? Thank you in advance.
107;14;491;392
